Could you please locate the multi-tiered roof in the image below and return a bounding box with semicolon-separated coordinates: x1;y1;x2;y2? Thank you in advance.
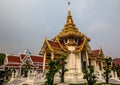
40;2;91;55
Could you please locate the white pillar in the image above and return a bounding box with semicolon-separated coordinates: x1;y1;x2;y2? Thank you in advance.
94;60;97;71
43;51;46;72
27;71;30;79
91;60;97;73
78;52;83;78
19;67;21;77
96;61;101;72
79;52;82;73
99;61;103;80
51;52;54;60
85;51;89;66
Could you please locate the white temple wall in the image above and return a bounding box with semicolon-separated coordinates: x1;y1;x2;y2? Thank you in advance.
91;59;97;71
96;62;100;72
65;46;83;80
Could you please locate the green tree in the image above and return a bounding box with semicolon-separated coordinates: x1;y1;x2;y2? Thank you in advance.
0;71;4;84
83;65;96;85
103;56;112;84
45;59;61;85
59;55;68;83
0;53;6;83
4;68;12;80
23;61;31;77
0;53;6;65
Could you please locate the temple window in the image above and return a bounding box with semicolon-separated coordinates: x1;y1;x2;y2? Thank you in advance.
81;52;87;70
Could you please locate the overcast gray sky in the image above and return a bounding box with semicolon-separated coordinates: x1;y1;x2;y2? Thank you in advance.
0;0;120;58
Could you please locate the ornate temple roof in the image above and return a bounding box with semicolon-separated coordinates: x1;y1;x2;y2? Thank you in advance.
4;53;46;68
47;40;60;49
89;48;104;59
90;49;100;57
55;2;89;41
40;39;65;54
20;54;26;61
7;55;21;63
5;55;22;67
40;2;91;54
30;55;43;62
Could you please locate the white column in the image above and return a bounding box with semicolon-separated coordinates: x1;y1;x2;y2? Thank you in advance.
91;59;97;72
65;52;76;76
43;51;46;72
95;60;97;71
51;52;54;60
27;71;30;79
19;67;21;77
99;61;103;80
77;52;83;78
79;52;82;73
85;51;89;66
96;61;100;72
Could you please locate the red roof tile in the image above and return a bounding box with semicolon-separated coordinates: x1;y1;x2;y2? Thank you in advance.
7;55;21;63
89;49;100;57
30;55;43;62
47;40;60;48
113;58;120;66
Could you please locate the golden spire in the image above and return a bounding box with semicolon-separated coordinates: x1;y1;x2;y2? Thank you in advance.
66;0;73;24
55;0;85;39
68;1;71;16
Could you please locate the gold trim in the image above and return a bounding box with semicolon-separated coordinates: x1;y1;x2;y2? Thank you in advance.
73;37;87;53
45;38;54;52
55;37;68;52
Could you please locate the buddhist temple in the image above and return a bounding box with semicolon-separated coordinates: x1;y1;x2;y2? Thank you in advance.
0;2;119;85
39;2;105;83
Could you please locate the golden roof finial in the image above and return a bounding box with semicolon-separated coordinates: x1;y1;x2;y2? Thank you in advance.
68;1;70;11
68;0;71;16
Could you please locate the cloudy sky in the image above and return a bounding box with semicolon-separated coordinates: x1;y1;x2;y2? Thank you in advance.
0;0;120;58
